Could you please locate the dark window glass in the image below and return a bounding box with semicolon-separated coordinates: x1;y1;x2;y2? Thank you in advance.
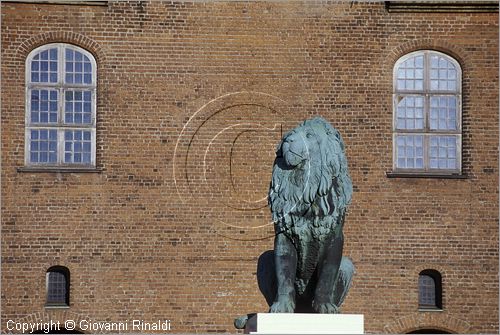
418;274;436;306
46;267;69;306
418;270;442;309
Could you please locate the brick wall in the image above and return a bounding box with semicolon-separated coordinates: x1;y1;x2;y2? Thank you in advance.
1;1;498;333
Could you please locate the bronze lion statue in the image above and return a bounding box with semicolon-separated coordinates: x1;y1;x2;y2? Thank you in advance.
265;116;354;314
235;117;354;329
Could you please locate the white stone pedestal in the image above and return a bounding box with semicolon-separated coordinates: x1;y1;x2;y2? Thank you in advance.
244;313;364;334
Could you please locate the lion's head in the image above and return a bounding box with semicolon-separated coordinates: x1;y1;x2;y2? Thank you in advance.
269;117;353;236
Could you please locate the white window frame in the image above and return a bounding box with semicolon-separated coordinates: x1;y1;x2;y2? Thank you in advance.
393;50;462;175
25;43;97;168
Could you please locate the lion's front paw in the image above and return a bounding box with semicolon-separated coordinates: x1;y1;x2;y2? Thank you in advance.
270;295;296;313
313;300;339;314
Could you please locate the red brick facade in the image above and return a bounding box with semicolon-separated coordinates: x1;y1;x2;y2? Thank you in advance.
1;1;498;333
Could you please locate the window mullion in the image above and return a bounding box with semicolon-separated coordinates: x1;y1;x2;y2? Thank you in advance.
424;134;429;171
424;92;429;172
59;87;65;127
425;94;430;132
424;51;429;93
423;52;429;172
58;45;65;165
59;44;65;87
59;45;65;127
58;128;64;165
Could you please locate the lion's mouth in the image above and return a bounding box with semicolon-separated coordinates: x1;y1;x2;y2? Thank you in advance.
283;148;305;167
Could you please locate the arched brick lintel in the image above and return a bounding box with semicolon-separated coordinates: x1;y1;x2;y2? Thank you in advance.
386;39;469;72
383;312;471;334
15;31;106;68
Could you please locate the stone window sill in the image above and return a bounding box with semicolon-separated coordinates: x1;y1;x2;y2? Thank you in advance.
385;1;499;13
3;1;108;5
44;304;70;309
17;166;102;173
418;308;443;312
386;172;467;179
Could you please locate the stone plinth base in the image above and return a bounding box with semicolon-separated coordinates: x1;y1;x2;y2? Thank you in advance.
245;313;364;334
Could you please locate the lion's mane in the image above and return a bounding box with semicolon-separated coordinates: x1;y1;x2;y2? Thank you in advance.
268;117;353;294
269;117;353;242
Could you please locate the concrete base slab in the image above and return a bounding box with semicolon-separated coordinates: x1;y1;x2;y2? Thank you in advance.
244;313;364;334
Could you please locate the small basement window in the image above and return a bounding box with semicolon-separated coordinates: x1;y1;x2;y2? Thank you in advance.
418;269;442;310
46;266;70;307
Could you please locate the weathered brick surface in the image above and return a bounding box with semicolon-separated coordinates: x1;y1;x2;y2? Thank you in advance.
1;1;498;333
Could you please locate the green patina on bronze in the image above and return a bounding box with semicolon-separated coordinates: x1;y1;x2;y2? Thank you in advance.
235;117;355;329
268;116;354;312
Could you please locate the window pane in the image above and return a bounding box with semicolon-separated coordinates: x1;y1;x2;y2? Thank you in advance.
430;54;458;91
65;48;93;85
395;135;424;169
31;90;58;124
395;96;425;130
65;91;92;125
396;55;424;91
429;135;458;170
429;96;458;130
30;129;57;164
30;48;58;83
47;271;67;304
419;275;436;307
49;48;57;60
64;130;92;164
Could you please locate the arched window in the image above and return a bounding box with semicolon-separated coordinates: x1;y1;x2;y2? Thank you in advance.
46;266;70;307
25;43;96;168
393;50;461;175
419;269;442;310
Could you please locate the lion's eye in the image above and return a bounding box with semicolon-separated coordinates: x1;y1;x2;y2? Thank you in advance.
306;133;313;138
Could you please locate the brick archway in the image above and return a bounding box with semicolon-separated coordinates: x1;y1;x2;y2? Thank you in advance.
383;313;471;334
387;38;469;72
15;32;107;67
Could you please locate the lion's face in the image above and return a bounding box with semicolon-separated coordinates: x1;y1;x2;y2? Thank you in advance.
270;117;353;229
280;124;321;168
